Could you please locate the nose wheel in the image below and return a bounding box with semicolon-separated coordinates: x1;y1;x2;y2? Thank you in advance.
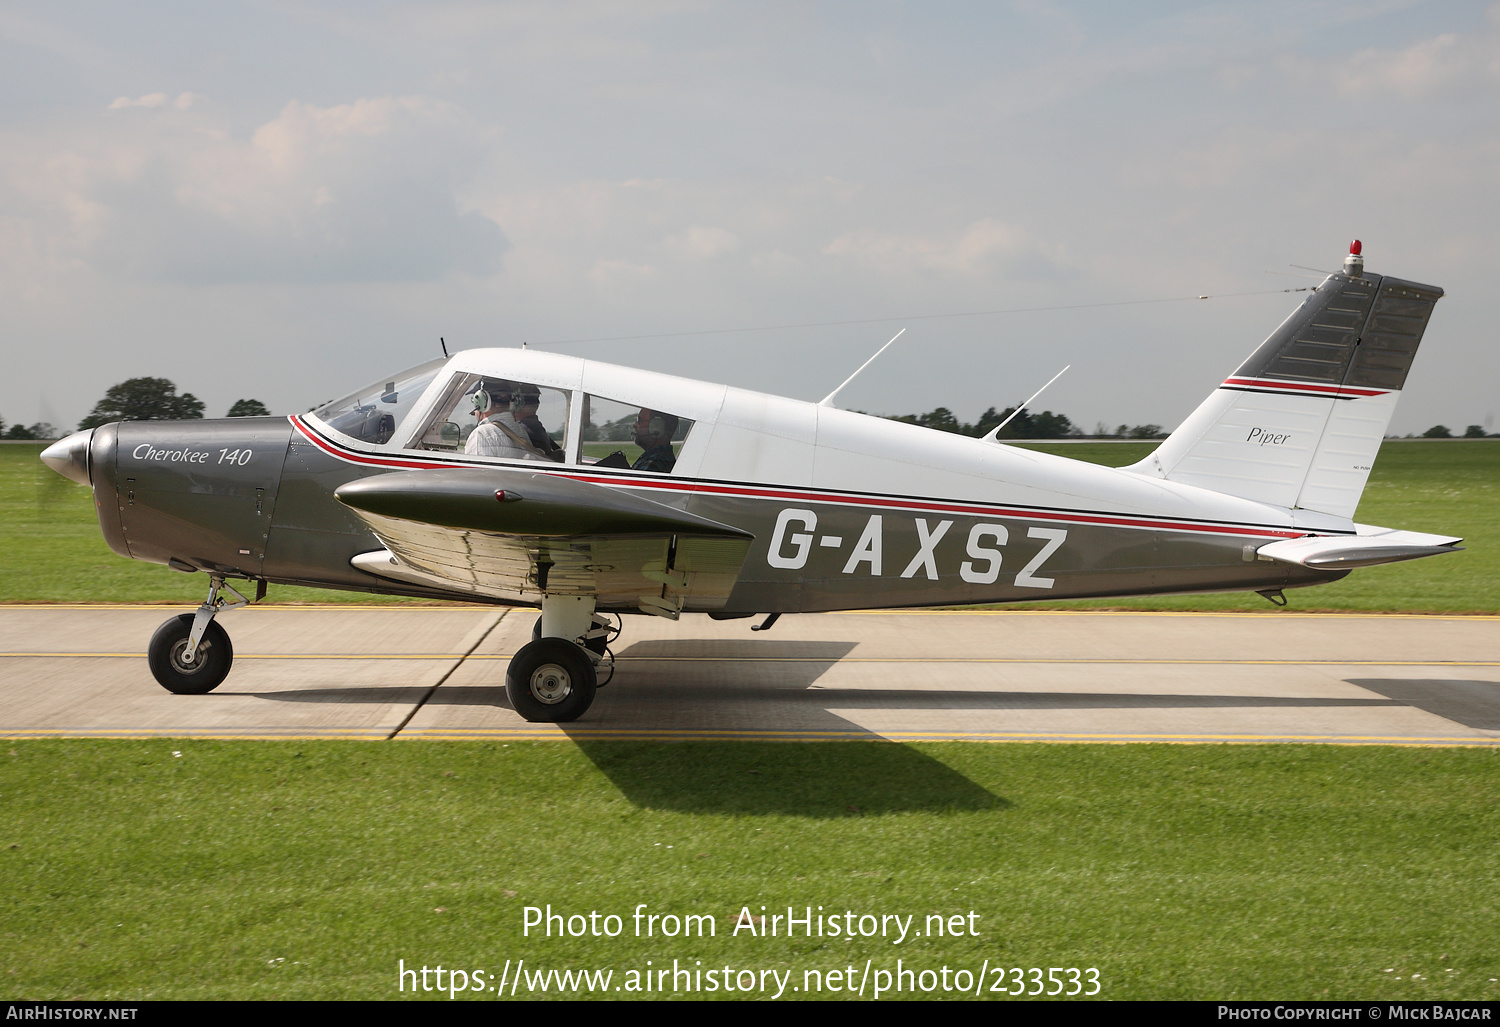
146;576;248;694
148;615;234;694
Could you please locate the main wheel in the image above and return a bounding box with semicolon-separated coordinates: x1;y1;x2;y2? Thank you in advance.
506;638;597;723
147;614;233;694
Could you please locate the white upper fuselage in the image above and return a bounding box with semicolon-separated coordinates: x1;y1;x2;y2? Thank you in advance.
328;347;1340;536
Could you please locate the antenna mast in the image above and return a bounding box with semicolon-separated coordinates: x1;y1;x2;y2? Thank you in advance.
984;365;1070;441
819;329;906;407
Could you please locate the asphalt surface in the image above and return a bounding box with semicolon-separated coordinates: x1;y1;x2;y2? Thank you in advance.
2;606;1498;745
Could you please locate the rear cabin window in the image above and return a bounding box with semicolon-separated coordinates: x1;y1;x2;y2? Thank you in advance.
580;394;694;474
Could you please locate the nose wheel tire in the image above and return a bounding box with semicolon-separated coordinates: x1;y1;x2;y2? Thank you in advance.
505;638;597;723
147;614;234;694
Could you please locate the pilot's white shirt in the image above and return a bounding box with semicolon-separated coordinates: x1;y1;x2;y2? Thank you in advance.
465;412;537;460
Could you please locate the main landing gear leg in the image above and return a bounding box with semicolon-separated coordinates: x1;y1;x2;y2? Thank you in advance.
147;576;249;695
507;595;603;723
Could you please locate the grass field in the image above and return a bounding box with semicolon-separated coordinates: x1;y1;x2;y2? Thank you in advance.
4;438;1495;612
2;739;1497;1001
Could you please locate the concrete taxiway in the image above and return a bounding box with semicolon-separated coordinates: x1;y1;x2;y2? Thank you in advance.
1;606;1497;745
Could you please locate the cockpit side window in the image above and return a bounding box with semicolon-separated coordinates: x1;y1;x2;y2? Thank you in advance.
580;395;694;474
312;358;447;446
409;372;572;463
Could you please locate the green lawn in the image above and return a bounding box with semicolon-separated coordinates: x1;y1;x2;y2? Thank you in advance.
2;739;1496;1000
4;439;1494;612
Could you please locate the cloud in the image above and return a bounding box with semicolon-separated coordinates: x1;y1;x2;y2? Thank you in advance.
667;224;740;258
1280;21;1500;100
1;94;507;284
107;92;196;110
823;218;1073;279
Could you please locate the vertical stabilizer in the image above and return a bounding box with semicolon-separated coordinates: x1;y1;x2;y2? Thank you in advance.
1127;245;1442;518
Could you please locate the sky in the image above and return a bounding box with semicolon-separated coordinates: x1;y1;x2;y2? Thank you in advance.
1;1;1497;436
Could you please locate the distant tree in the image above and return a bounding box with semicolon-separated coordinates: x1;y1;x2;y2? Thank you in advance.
226;399;271;417
1029;411;1074;439
4;422;57;440
1128;424;1164;439
1422;425;1453;438
916;407;962;433
78;378;205;430
1464;425;1487;438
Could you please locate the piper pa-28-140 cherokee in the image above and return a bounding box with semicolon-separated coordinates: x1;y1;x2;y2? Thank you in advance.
41;242;1461;722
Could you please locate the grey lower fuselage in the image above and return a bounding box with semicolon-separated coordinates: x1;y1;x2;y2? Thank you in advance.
83;415;1342;613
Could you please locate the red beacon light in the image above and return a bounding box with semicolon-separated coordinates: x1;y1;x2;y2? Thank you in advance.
1344;238;1364;277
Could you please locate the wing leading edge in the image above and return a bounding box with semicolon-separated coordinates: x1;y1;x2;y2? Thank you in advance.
335;468;754;616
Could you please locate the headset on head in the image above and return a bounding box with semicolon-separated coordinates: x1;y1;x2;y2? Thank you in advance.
639;409;677;440
469;380;513;414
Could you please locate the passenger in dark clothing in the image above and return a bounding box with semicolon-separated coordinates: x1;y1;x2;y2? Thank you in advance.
631;408;679;473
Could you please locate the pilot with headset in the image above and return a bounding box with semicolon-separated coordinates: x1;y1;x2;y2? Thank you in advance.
465;380;545;460
631;408;679;472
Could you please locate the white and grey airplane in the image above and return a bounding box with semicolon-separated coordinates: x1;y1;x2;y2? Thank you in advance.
42;242;1459;722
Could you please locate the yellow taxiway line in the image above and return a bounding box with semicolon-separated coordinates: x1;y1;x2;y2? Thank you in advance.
3;652;1499;667
2;727;1495;747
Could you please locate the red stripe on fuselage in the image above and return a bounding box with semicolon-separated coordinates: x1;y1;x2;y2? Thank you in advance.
290;415;1315;541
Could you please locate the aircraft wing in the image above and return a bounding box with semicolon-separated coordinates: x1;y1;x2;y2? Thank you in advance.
335;468;754;617
1257;526;1463;569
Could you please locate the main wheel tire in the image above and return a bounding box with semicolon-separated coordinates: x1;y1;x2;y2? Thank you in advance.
532;616;608;656
147;614;233;694
506;638;597;723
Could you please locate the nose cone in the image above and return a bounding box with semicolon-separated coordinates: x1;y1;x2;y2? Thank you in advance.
40;429;94;486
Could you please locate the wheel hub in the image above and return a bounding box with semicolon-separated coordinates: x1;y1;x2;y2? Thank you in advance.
528;662;572;704
169;638;210;675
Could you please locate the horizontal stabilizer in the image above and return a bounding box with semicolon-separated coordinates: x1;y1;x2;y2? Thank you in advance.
1258;527;1462;569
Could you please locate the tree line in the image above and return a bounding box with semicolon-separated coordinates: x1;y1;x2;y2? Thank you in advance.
880;405;1163;440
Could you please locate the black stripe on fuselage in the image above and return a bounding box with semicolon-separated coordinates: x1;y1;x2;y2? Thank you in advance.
290;415;1349;540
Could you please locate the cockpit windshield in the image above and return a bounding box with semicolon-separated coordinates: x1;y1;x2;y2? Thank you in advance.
311;358;448;445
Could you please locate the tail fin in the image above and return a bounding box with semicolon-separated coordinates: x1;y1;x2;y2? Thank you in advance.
1127;255;1442;518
